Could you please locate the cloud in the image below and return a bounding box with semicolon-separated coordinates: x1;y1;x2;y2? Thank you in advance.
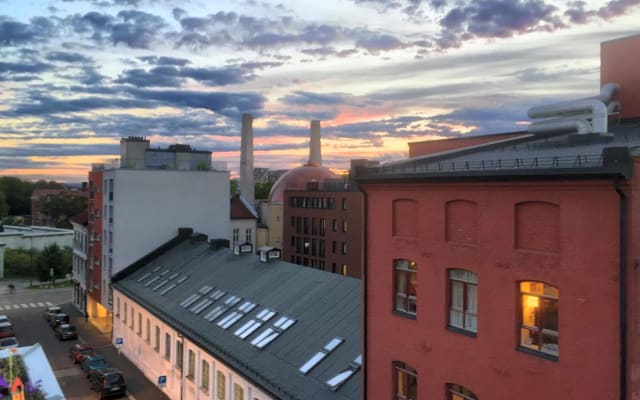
138;55;191;66
355;33;405;53
0;61;52;75
45;51;92;63
0;17;54;46
280;91;351;106
116;65;256;87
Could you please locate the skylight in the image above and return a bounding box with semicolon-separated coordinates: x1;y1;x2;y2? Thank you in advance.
176;275;189;284
152;266;162;272
152;280;169;291
144;277;160;287
180;294;202;308
250;315;296;349
160;283;177;295
299;337;344;375
209;289;226;300
204;295;242;322
136;273;151;283
216;301;256;330
234;308;276;340
325;354;362;391
191;299;213;314
199;285;214;295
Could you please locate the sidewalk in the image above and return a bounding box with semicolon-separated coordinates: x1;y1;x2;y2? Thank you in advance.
62;303;170;400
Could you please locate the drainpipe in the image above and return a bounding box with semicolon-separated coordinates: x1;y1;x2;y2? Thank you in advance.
362;189;368;400
615;176;627;400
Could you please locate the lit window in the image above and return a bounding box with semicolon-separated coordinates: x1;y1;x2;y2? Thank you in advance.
448;269;478;333
342;219;348;232
393;361;417;400
341;264;348;276
447;383;478;400
187;349;195;379
519;281;559;357
394;260;417;316
234;383;244;400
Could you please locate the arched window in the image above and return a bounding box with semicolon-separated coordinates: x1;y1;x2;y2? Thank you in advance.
519;281;559;357
448;269;478;333
393;259;417;316
447;383;478;400
393;361;417;400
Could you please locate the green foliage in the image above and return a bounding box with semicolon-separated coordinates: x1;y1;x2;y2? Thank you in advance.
0;177;33;216
196;160;210;170
0;192;8;218
41;195;88;228
255;181;274;200
3;248;35;278
230;178;238;197
34;243;70;282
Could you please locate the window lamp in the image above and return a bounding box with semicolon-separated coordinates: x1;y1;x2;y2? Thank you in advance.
519;281;559;358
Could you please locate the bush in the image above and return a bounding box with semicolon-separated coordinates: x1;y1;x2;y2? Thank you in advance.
4;249;35;278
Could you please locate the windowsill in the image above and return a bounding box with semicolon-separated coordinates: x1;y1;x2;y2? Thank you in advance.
516;345;558;362
446;325;477;338
200;386;209;394
186;375;194;382
392;310;416;320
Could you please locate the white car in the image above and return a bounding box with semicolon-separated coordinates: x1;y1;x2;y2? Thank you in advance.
0;315;10;325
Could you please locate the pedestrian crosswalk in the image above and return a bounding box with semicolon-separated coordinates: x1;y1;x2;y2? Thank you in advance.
0;301;53;311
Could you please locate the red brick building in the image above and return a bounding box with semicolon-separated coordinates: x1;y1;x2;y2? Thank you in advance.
357;34;640;400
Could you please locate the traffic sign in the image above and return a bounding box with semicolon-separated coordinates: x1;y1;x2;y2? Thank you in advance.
115;337;124;345
158;375;167;387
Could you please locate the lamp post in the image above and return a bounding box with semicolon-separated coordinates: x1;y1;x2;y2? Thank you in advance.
177;332;184;400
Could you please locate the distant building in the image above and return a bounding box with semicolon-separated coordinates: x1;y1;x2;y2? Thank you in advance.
230;194;258;246
30;184;88;227
111;230;361;400
85;137;230;333
70;211;88;315
357;34;640;400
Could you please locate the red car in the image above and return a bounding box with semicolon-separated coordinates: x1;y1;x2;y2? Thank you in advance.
69;343;95;364
0;323;15;339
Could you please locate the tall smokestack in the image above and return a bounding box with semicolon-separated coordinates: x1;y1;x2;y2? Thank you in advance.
308;120;321;167
239;113;255;204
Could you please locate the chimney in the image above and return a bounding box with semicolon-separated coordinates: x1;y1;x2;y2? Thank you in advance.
239;114;255;204
308;120;321;167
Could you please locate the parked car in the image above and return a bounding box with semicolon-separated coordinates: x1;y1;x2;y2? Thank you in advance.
0;323;15;339
0;337;18;349
81;354;109;377
49;313;70;328
0;315;11;325
43;306;63;322
55;324;77;341
69;343;95;364
89;368;127;399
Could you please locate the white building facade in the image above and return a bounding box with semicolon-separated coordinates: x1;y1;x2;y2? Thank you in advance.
99;168;230;310
112;290;272;400
70;215;88;314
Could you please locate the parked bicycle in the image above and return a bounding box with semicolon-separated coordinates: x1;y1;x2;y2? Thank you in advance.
7;284;15;294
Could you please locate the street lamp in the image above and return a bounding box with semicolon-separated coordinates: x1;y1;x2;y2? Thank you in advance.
177;332;185;400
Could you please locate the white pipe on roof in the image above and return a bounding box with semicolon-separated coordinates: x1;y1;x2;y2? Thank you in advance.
528;118;592;135
528;99;608;134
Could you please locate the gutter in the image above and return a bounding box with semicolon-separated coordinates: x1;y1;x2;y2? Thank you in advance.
615;176;627;400
362;190;368;400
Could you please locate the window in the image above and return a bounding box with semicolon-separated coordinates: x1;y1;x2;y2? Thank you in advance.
201;360;210;391
217;371;226;400
124;303;128;323
448;269;478;334
234;383;244;400
245;228;252;242
342;197;347;210
232;228;240;242
447;383;478;400
116;298;120;318
176;340;183;370
187;349;195;379
130;308;134;330
519;281;559;357
341;242;347;255
146;318;150;342
164;333;171;360
342;219;348;232
341;264;348;276
332;219;338;232
137;313;142;336
393;361;417;400
394;260;417;316
154;326;160;351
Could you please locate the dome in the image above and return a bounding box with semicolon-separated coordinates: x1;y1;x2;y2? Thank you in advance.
268;165;339;203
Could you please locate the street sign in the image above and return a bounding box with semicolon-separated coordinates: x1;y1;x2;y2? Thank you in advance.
115;337;124;345
158;375;167;387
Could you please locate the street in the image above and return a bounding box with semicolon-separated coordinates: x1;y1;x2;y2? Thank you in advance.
0;284;168;400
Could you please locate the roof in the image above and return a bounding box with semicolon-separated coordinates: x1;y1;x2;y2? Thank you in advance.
269;165;339;203
0;343;65;400
70;211;89;226
112;235;361;400
230;195;258;219
356;122;640;183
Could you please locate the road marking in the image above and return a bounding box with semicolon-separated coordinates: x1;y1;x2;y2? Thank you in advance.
0;306;4;311
45;301;53;306
37;302;45;306
29;303;37;307
12;305;21;309
127;392;136;400
20;304;28;308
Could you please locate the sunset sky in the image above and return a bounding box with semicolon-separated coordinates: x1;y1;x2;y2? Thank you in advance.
1;0;639;182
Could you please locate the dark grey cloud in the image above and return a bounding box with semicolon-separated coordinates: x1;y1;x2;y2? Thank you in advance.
0;61;52;74
45;51;92;63
300;47;359;58
0;17;54;46
355;33;404;53
0;143;119;157
280;91;351;106
111;10;167;48
115;65;255;87
138;55;191;66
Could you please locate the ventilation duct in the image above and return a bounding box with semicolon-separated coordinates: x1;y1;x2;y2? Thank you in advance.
527;83;619;135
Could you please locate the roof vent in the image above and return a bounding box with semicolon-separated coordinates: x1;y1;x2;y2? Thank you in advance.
233;241;253;255
258;246;281;263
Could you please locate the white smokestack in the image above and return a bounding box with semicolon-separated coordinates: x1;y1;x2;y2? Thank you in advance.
308;120;321;167
239;113;254;204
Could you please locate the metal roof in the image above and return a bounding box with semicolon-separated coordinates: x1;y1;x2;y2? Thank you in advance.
112;235;361;400
356;122;640;182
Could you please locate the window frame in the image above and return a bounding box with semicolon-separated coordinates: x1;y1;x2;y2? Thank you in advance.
201;360;210;392
187;349;195;380
518;280;559;360
393;259;417;318
447;269;478;336
392;361;417;400
446;383;478;400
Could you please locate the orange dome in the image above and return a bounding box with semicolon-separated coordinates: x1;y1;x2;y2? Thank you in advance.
268;165;339;203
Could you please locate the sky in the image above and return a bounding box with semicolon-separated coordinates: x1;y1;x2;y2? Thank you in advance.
0;0;639;182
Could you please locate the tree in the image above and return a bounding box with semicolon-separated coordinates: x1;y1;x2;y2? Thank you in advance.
3;248;34;278
0;192;8;219
41;194;88;228
35;243;66;282
255;181;274;200
230;178;239;197
0;177;32;215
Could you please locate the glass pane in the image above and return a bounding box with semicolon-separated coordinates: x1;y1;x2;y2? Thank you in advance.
450;310;463;328
542;298;559;332
521;295;539;327
464;314;477;333
465;284;477;314
451;281;463;311
520;327;540;350
542;333;559;356
395;270;407;311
